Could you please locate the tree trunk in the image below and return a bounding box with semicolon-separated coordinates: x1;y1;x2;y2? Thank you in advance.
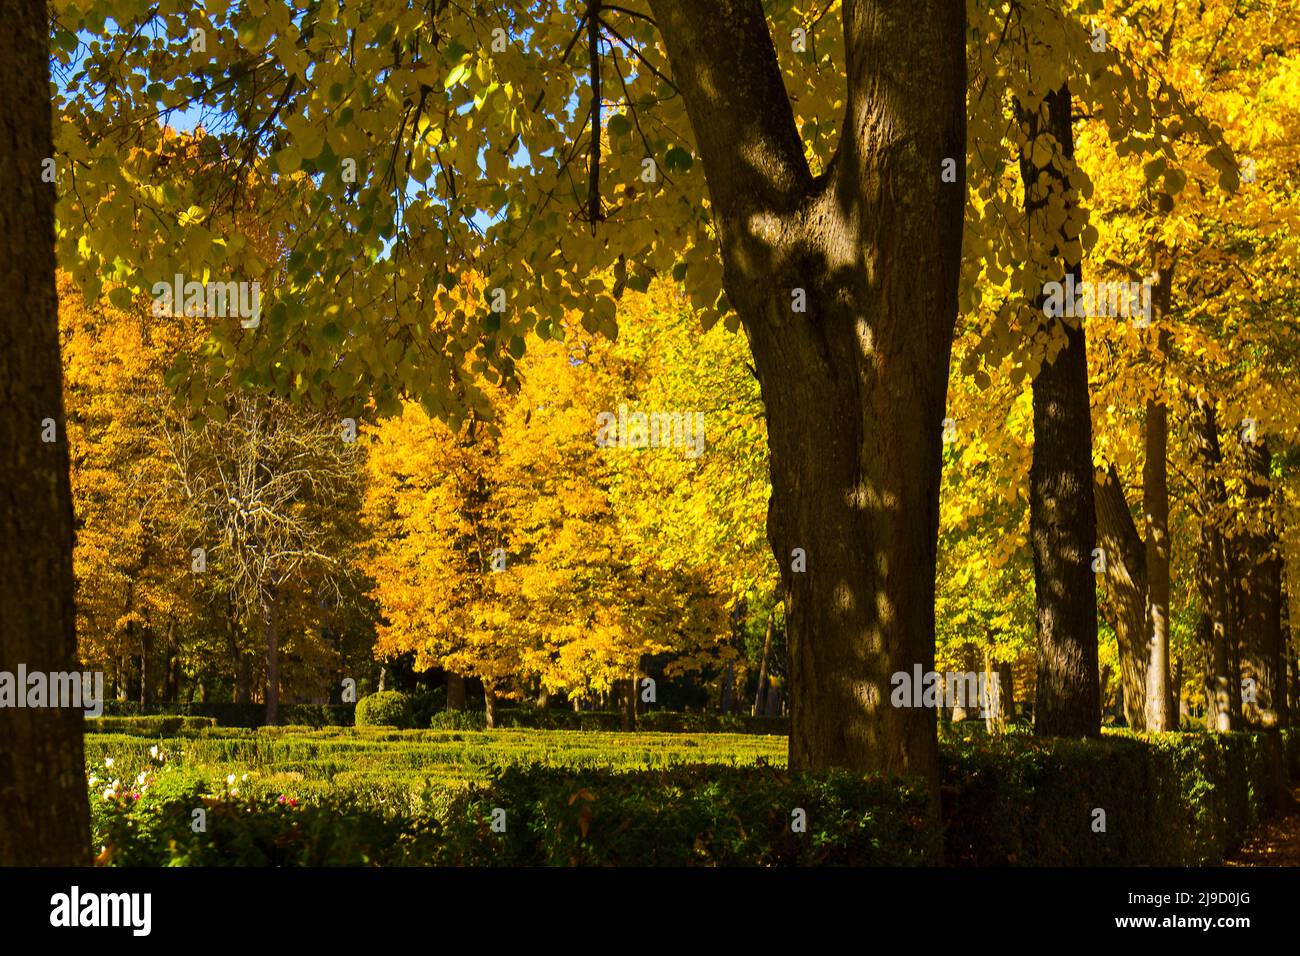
621;673;637;731
1093;463;1149;728
1142;248;1176;731
649;0;966;783
752;611;774;717
226;599;251;704
1020;84;1100;737
1171;656;1184;727
483;683;497;729
0;0;92;865
264;595;280;726
1190;397;1237;731
1142;398;1173;730
446;671;467;711
1235;436;1284;729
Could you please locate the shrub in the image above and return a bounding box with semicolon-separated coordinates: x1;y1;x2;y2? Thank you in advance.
456;763;938;866
98;701;355;727
86;716;216;735
427;710;488;730
940;728;1297;865
409;687;447;727
355;691;415;729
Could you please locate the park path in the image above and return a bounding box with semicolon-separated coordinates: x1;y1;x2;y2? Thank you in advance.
1223;786;1300;866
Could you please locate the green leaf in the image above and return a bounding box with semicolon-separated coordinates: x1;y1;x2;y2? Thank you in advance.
108;287;134;310
665;146;693;173
444;61;472;90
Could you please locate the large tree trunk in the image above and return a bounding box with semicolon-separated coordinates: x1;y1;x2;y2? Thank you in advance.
649;0;966;782
0;0;92;865
1190;397;1237;731
1235;436;1284;729
1019;84;1100;737
1093;464;1149;728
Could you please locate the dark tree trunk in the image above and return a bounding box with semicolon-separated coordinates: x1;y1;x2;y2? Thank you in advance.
1019;84;1100;737
621;674;637;731
1190;397;1237;731
752;611;774;717
649;0;966;784
1235;436;1284;729
264;595;280;726
0;0;92;865
225;598;251;704
1093;464;1149;728
446;671;467;711
483;683;497;729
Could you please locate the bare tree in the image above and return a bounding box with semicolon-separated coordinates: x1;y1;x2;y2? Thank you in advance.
160;391;363;722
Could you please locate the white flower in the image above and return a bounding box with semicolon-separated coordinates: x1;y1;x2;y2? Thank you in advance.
102;787;115;800
240;773;249;782
136;772;148;786
88;775;99;786
226;774;236;786
104;758;114;769
149;745;159;759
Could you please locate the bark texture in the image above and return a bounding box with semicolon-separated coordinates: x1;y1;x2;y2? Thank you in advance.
649;0;965;779
1190;397;1238;731
1019;85;1100;737
1093;464;1148;728
0;0;92;865
1141;249;1176;730
1235;436;1284;729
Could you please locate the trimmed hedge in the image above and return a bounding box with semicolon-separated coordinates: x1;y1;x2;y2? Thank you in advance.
941;728;1300;865
90;763;937;866
455;764;936;865
88;727;1300;866
355;691;415;729
97;698;786;733
86;716;217;734
99;701;355;727
484;709;788;734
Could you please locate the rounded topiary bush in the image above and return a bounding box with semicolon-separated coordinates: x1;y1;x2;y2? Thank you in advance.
355;691;414;729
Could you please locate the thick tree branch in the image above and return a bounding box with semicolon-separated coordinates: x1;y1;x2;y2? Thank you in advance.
646;0;812;220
